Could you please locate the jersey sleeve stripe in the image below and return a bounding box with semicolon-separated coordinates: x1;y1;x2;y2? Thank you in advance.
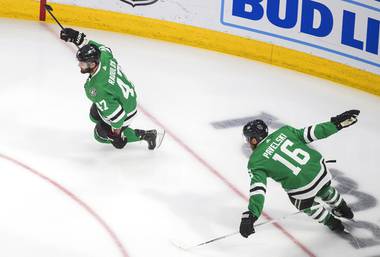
303;125;311;144
304;126;313;143
249;186;267;193
242;213;251;218
106;105;122;120
250;182;267;190
310;125;318;141
110;108;126;123
249;190;266;197
124;110;137;121
112;110;126;123
120;109;138;127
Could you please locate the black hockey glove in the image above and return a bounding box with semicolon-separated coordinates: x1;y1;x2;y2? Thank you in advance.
330;109;360;130
111;137;127;149
106;128;127;149
239;211;257;238
60;28;86;46
108;132;128;149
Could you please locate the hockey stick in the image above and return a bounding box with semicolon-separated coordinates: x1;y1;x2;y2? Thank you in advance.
172;209;307;251
44;4;80;50
44;4;65;30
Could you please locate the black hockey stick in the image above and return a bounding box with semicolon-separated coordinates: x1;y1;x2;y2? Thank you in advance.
44;4;65;30
44;4;80;49
171;209;309;251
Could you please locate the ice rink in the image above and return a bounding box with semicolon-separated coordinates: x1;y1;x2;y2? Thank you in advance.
1;18;380;257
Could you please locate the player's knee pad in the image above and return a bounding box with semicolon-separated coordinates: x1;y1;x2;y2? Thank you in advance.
90;104;102;123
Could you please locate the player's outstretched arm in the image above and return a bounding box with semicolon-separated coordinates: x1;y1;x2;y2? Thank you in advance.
330;109;360;130
293;109;359;144
240;169;267;238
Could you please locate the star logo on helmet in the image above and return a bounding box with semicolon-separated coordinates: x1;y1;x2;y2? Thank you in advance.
120;0;158;7
90;88;97;97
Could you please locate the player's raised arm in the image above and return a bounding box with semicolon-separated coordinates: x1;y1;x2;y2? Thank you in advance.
291;109;360;144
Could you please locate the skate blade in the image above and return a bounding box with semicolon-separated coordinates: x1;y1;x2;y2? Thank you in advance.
155;129;166;149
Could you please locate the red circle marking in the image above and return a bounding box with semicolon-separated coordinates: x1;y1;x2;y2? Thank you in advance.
0;153;130;257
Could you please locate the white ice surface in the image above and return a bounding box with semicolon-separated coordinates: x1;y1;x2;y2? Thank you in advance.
0;18;380;257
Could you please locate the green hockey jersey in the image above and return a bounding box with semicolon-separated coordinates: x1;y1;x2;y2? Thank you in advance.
84;40;137;129
247;122;339;218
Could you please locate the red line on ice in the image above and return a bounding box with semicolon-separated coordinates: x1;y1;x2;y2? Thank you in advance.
138;105;317;257
0;153;130;257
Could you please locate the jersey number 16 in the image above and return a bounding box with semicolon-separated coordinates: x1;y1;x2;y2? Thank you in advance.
272;139;310;176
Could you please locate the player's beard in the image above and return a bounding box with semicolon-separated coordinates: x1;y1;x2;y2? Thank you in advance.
80;68;90;74
79;62;96;74
250;142;258;150
80;67;91;74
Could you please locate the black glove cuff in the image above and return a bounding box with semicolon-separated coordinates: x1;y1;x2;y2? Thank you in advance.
242;211;257;222
330;117;342;130
75;32;86;46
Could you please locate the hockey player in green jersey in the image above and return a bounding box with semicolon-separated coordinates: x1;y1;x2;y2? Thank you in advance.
239;110;360;237
59;28;164;150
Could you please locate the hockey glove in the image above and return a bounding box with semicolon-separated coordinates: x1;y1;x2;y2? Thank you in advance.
111;137;127;149
330;110;360;130
108;129;127;149
110;135;127;149
239;211;257;238
60;28;86;46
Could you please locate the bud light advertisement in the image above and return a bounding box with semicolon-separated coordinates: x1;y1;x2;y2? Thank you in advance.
221;0;380;70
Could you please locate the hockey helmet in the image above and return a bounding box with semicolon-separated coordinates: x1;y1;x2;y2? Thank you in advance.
243;119;268;143
76;44;100;64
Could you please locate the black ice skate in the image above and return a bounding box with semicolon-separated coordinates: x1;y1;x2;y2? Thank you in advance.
332;201;354;220
326;215;345;233
135;129;165;150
